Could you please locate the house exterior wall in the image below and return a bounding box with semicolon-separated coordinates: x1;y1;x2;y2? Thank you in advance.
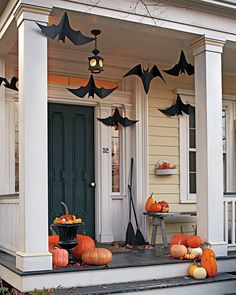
147;73;236;244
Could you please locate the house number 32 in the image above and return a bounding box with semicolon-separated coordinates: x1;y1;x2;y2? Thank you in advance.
102;147;109;153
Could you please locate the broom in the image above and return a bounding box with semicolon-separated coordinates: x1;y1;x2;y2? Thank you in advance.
129;158;146;246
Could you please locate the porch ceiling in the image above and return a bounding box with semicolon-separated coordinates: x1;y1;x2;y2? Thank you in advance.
47;9;236;75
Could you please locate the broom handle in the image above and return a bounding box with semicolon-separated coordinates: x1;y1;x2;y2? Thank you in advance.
129;184;139;229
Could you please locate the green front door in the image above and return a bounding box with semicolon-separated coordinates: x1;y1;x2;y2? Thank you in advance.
48;103;95;237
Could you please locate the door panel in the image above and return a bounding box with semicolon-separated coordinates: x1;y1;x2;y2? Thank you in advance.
48;103;95;237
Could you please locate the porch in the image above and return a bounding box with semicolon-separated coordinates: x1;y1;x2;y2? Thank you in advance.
1;245;236;293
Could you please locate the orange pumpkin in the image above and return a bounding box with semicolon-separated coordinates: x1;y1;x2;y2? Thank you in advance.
51;247;68;268
82;248;112;265
170;234;188;248
48;235;59;251
201;248;217;277
72;234;95;260
170;244;188;258
186;235;202;248
145;193;155;212
150;202;162;212
188;263;198;277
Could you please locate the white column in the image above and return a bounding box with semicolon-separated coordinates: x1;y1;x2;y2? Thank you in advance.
15;6;52;271
191;36;227;256
0;57;6;194
97;104;114;242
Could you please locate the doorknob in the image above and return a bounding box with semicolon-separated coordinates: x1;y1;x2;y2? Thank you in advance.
90;182;96;188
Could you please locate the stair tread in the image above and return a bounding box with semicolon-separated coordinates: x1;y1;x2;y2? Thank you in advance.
58;273;236;295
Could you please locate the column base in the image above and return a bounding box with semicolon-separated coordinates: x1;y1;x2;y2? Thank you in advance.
16;251;52;271
203;241;228;257
98;234;114;243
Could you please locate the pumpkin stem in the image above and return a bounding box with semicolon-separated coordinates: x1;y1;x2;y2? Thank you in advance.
61;201;69;214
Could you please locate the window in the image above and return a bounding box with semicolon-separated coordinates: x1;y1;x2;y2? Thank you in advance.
180;95;235;203
112;124;120;192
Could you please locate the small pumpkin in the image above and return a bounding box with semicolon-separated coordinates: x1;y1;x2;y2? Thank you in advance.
188;263;198;277
51;247;68;268
188;247;202;257
82;248;112;265
48;235;59;251
145;193;155;212
192;266;207;280
170;244;187;258
170;234;188;248
72;234;95;260
149;202;162;212
201;248;217;277
186;235;202;248
183;252;199;260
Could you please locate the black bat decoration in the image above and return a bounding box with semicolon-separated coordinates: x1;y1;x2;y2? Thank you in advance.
0;76;18;91
123;64;166;94
159;94;195;116
163;50;194;76
67;75;118;99
37;12;94;46
98;107;138;127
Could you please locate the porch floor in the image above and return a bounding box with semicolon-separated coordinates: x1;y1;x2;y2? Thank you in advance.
0;245;236;276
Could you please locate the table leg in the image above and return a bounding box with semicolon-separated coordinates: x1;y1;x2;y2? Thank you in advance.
151;217;158;245
160;217;168;248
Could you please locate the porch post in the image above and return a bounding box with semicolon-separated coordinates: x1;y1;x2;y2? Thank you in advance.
15;5;52;271
0;57;6;194
191;36;227;256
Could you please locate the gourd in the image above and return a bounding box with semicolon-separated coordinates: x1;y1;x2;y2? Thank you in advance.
170;234;188;248
188;263;198;277
72;234;95;260
192;266;207;280
149;202;162;212
48;235;59;251
145;193;155;212
183;252;199;260
201;248;217;277
188;247;203;257
51;247;68;268
170;244;188;258
186;236;202;248
82;248;112;265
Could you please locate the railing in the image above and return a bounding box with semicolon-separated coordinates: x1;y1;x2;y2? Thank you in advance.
223;193;236;251
0;193;19;255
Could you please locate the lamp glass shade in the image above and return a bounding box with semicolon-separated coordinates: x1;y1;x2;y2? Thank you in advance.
88;55;104;74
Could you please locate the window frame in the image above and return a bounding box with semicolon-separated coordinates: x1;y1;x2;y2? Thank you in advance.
179;91;235;203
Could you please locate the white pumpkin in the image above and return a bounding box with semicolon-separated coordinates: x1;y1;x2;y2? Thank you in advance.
188;247;203;257
192;267;207;280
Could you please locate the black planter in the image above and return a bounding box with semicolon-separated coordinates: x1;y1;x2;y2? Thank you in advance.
52;224;80;264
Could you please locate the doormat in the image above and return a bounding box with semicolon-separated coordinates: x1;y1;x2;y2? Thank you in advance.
96;244;131;254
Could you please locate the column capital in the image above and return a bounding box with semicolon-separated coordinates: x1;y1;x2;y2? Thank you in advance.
191;35;226;56
15;3;51;27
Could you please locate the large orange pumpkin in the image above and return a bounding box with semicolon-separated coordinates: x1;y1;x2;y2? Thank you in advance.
51;247;68;268
186;235;202;248
82;248;112;265
170;234;188;248
170;244;188;258
48;235;59;251
145;193;155;212
72;234;95;260
201;248;217;277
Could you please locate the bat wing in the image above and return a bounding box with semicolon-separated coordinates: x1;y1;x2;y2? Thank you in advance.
97;117;115;126
150;65;166;83
0;77;7;86
94;85;117;99
163;64;180;76
159;104;179;116
9;77;18;91
142;65;166;94
181;102;195;115
67;82;91;98
66;27;94;46
123;64;143;78
185;63;194;75
118;117;138;127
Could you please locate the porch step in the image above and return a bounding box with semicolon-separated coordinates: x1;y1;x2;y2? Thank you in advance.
57;273;236;295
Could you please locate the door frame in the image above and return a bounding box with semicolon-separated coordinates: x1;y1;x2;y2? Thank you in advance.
48;83;148;242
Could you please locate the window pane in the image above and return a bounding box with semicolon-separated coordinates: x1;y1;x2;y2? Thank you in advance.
189;173;196;194
189;129;196;148
189;112;195;128
189;151;196;172
112;125;120;192
223;153;227;192
222;110;226;152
